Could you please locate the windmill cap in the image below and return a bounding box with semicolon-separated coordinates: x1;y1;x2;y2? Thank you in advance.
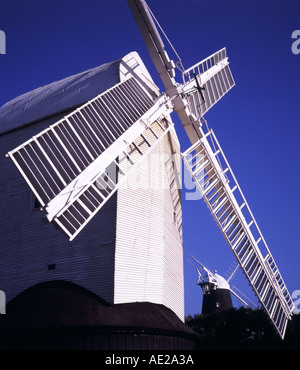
213;272;230;290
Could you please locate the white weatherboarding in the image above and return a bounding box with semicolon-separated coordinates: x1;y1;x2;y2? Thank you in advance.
6;0;294;338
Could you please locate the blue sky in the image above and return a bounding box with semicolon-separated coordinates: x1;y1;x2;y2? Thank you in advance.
1;0;300;317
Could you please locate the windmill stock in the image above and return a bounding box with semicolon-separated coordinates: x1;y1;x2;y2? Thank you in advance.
5;0;294;339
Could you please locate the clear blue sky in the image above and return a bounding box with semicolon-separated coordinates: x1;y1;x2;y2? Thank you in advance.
1;0;299;317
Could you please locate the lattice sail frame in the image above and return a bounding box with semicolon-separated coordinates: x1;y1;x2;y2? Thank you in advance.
182;127;294;338
6;77;173;240
182;48;235;120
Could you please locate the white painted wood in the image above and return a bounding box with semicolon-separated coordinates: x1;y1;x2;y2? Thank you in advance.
114;121;184;321
1;53;184;323
0;114;117;305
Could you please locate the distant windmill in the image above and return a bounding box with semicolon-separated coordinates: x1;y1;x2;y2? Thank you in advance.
189;255;257;314
5;0;294;338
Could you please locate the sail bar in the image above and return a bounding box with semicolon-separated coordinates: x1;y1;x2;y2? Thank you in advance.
182;129;294;338
230;285;258;310
127;0;177;93
127;0;202;146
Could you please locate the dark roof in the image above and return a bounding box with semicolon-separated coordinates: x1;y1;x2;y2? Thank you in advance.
0;52;160;136
0;59;121;135
0;281;196;337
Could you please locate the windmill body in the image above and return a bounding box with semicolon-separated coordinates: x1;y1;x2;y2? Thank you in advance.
0;52;184;326
191;256;234;315
201;283;233;315
198;267;233;315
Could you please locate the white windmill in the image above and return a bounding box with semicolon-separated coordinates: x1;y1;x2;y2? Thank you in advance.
5;0;294;339
189;255;257;314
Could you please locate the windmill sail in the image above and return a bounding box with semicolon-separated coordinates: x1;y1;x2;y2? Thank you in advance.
7;76;173;240
182;48;235;120
127;0;294;338
230;285;257;310
182;129;294;337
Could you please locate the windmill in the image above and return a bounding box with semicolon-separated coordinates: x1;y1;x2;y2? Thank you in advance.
189;255;257;314
5;0;294;339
